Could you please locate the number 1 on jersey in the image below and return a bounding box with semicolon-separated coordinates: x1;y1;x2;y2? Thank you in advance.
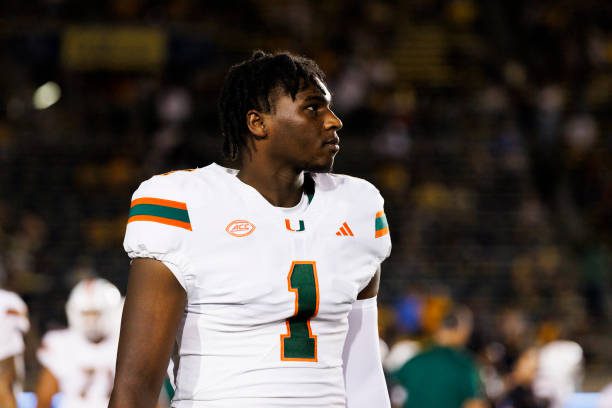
281;261;319;361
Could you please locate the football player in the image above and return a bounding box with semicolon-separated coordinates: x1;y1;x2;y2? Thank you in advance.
110;50;392;408
0;288;29;408
35;278;121;408
534;340;584;408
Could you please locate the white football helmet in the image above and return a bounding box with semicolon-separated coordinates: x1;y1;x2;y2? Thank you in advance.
66;278;121;342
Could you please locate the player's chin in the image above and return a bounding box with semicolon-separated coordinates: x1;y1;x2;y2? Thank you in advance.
306;157;335;173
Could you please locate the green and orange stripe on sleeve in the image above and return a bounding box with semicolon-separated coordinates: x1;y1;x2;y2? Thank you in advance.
128;197;192;231
375;210;389;238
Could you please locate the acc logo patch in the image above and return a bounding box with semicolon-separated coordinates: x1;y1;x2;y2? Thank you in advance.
226;220;256;237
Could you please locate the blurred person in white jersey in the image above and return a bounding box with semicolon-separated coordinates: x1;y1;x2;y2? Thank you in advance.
533;340;583;408
35;277;122;408
0;288;29;408
109;50;392;408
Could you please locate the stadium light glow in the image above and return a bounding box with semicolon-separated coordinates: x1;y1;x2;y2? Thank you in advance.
33;81;61;110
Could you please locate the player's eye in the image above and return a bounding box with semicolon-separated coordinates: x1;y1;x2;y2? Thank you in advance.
305;104;321;114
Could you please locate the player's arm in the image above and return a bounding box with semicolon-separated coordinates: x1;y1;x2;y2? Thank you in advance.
109;258;186;408
342;267;390;408
0;356;18;408
356;267;380;300
35;366;59;408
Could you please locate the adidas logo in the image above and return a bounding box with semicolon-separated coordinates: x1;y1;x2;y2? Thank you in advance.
335;222;354;237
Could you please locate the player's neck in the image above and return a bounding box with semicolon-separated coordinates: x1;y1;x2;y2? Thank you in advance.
237;161;304;208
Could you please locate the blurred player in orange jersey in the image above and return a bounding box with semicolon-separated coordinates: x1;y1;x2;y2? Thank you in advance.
0;288;29;408
35;278;122;408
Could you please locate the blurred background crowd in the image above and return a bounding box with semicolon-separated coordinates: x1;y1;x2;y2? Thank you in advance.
0;0;610;406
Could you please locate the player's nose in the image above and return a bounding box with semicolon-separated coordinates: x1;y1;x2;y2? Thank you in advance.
324;109;343;131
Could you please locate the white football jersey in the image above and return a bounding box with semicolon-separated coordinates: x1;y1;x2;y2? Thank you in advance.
0;289;29;360
124;163;392;408
534;340;584;408
37;329;118;408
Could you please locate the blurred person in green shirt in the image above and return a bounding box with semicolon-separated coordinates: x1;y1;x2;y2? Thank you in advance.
392;305;487;408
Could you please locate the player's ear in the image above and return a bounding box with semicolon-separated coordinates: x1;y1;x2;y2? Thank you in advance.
246;110;267;139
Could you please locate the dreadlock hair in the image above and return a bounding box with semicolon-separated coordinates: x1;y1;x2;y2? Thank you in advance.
218;50;326;161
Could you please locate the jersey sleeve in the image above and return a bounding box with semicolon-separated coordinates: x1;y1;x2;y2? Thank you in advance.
351;178;392;263
370;188;392;263
357;181;391;293
123;174;193;292
341;176;392;293
37;330;68;379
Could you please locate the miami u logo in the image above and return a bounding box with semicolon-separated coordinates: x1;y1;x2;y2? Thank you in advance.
285;219;305;232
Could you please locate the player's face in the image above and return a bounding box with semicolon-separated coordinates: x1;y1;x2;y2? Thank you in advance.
80;309;106;343
266;78;343;173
